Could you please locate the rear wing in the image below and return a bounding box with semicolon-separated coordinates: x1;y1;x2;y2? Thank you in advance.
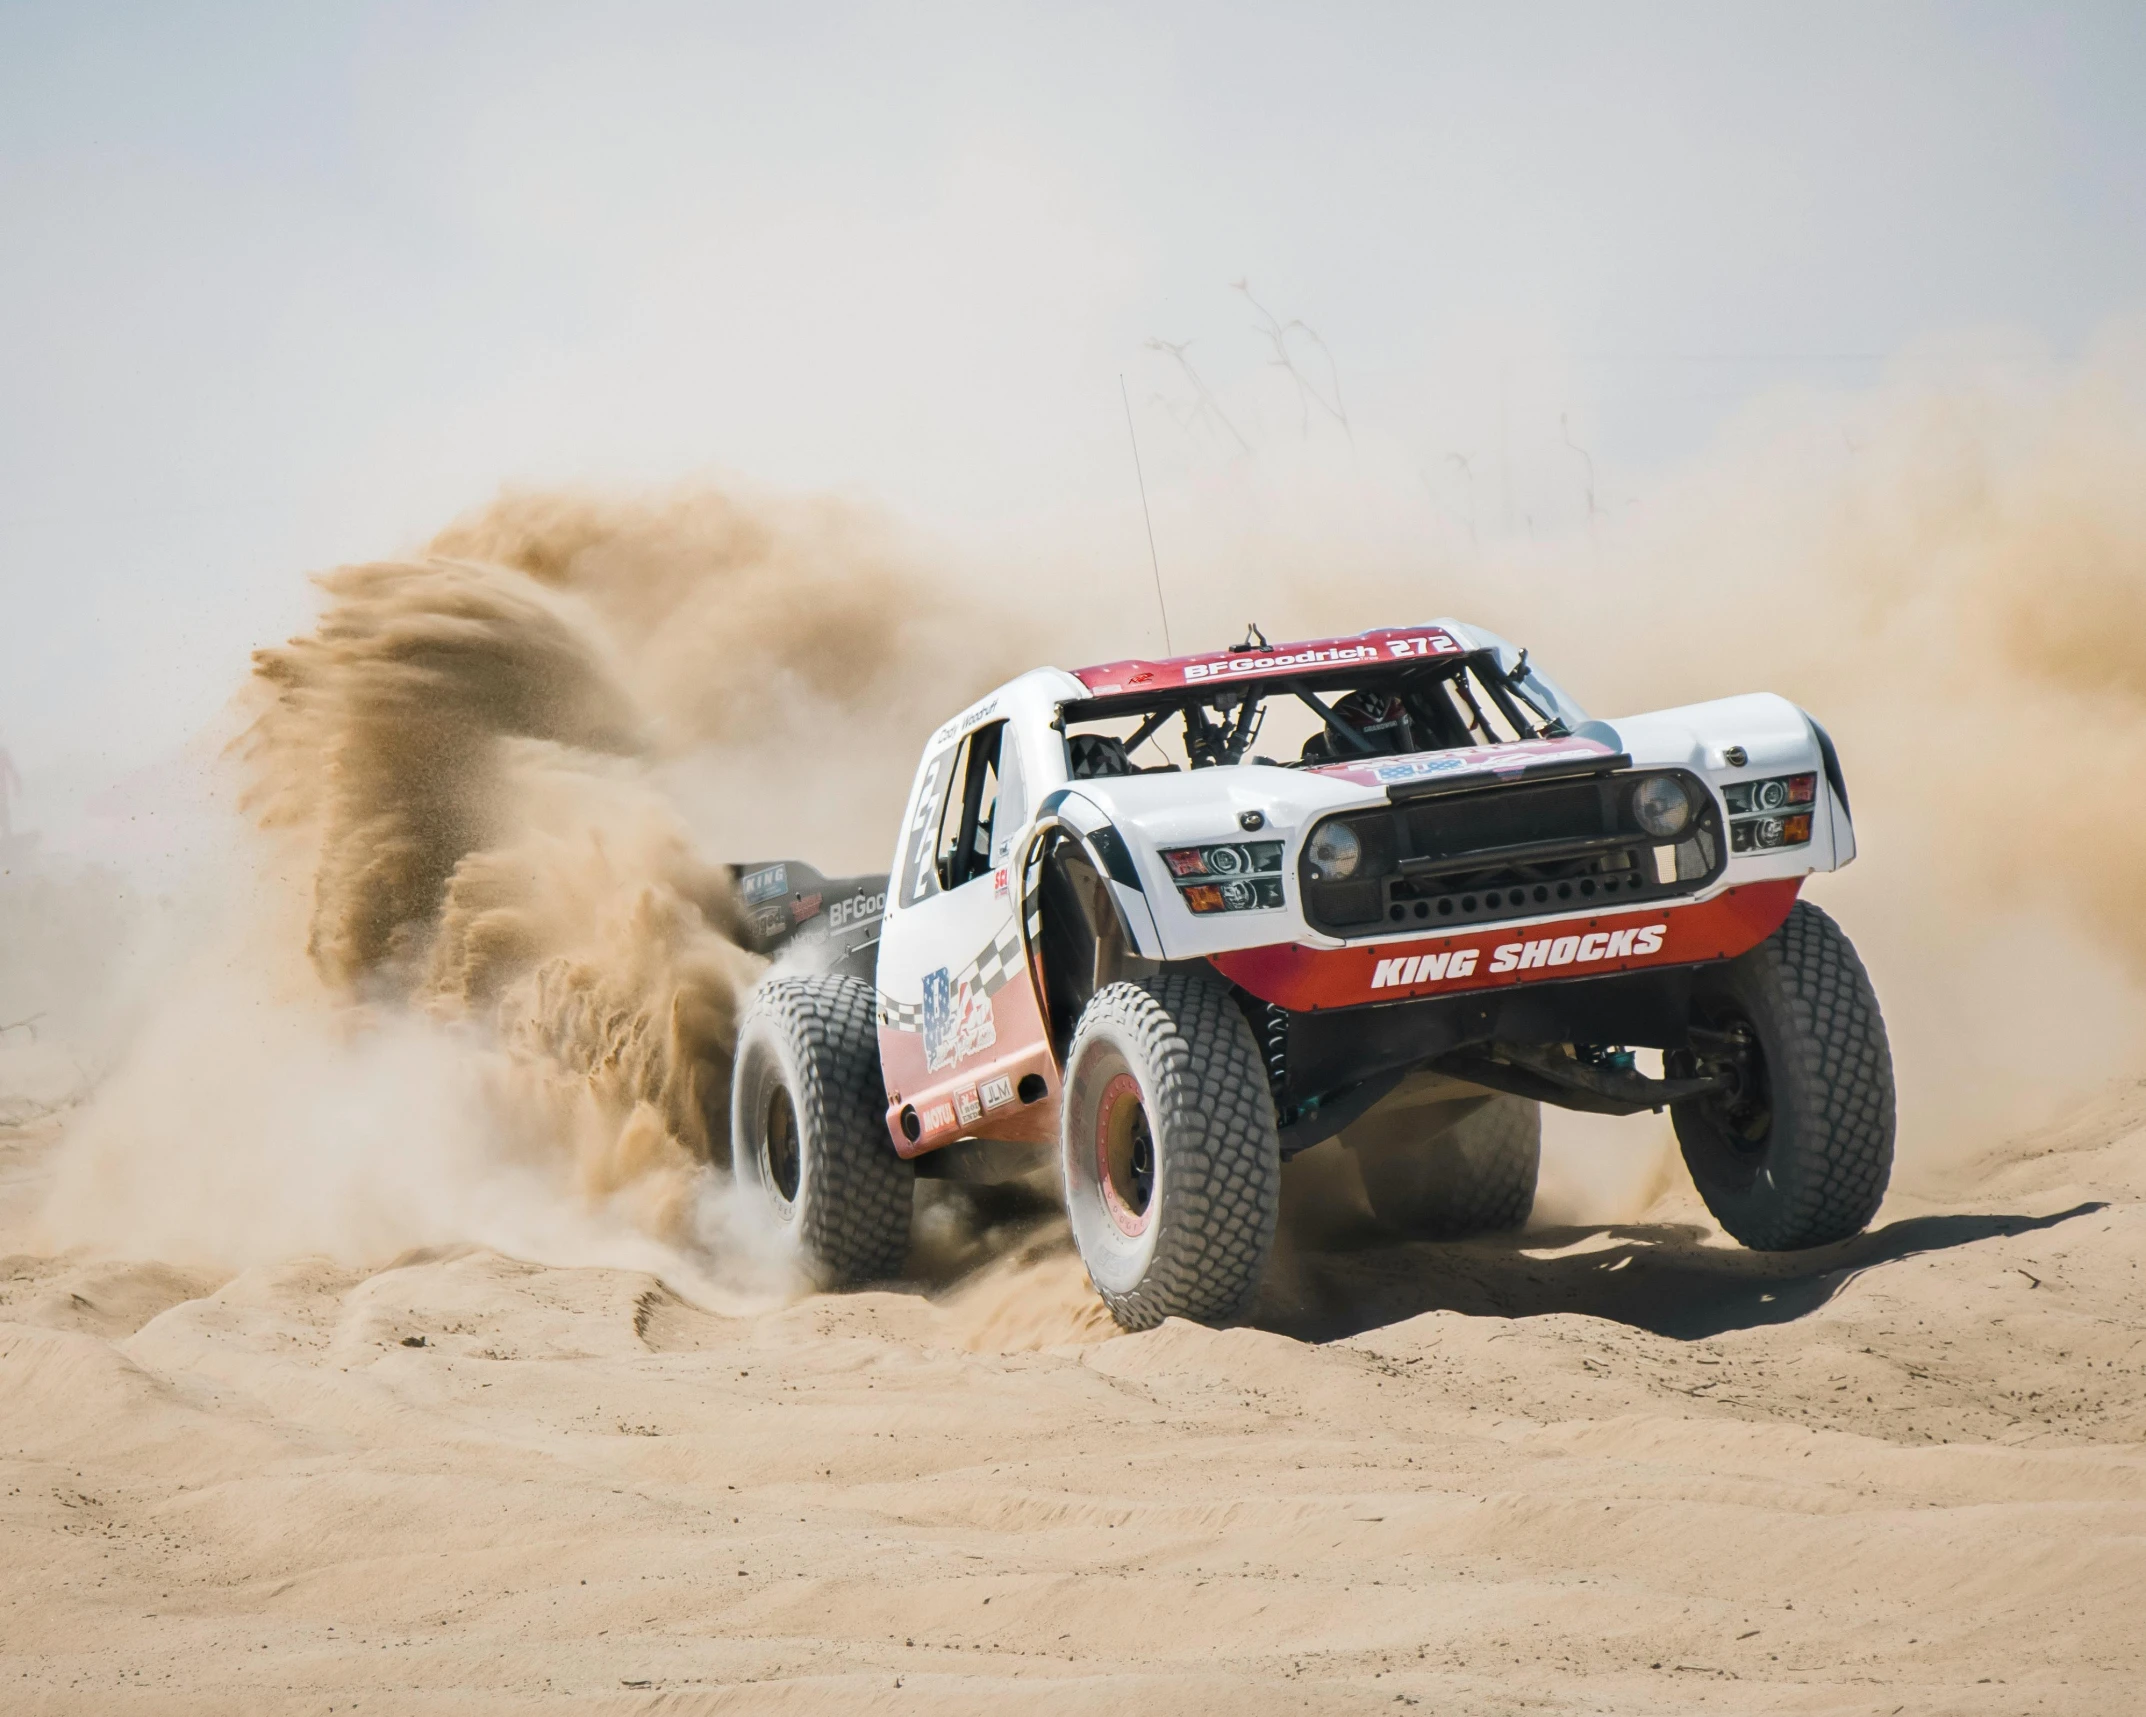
730;860;887;981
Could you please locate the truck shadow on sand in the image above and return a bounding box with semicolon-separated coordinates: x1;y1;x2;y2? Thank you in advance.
1251;1201;2108;1344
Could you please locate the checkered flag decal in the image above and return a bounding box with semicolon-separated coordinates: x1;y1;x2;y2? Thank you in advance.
878;914;1033;1033
878;995;924;1031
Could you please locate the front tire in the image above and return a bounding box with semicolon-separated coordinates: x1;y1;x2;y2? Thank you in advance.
731;974;914;1286
1669;900;1895;1250
1060;974;1281;1330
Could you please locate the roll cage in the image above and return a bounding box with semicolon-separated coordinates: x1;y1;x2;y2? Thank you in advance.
1056;648;1576;772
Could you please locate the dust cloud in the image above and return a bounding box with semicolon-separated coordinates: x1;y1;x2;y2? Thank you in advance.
37;489;1031;1286
26;339;2146;1276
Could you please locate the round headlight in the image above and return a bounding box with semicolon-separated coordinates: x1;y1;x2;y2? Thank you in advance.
1306;821;1362;882
1205;844;1250;876
1753;777;1789;812
1632;775;1692;839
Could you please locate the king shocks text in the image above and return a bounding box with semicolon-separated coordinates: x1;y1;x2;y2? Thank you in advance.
1368;922;1667;992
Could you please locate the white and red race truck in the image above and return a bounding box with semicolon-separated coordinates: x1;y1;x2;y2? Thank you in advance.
728;621;1894;1329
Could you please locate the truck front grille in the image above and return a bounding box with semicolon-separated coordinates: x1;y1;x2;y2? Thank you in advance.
1300;769;1723;936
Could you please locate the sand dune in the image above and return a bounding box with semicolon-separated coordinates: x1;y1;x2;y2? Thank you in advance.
9;432;2146;1711
4;1084;2141;1714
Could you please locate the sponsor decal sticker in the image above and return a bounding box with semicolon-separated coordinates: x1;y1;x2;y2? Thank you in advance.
920;1101;956;1134
827;889;887;933
1371;754;1470;784
992;866;1009;897
1213;880;1801;1014
790;891;823;923
1368;922;1668;991
740;864;788;905
1368;947;1481;989
955;1087;983;1125
1317;736;1615;791
922;965;999;1072
1185;642;1386;682
1488;924;1664;973
979;1074;1015;1111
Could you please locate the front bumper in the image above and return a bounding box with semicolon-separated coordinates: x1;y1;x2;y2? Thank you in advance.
1207;878;1801;1013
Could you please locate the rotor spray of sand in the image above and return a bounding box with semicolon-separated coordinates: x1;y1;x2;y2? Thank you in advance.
35;339;2146;1286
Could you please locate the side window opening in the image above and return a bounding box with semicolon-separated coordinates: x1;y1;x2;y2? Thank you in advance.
991;731;1027;867
933;721;1006;891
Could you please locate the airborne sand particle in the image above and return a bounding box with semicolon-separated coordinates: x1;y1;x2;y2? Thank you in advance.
31;341;2146;1284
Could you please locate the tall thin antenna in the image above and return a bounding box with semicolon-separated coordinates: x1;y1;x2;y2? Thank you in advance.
1120;373;1173;654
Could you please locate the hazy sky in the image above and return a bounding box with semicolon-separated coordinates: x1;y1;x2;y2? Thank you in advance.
3;1;2143;817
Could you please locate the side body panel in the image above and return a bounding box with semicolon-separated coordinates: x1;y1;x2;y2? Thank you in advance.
874;671;1080;1157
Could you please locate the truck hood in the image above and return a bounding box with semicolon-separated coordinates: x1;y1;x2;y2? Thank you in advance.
1043;692;1833;961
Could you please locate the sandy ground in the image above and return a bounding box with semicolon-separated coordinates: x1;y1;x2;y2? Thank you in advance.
3;1094;2142;1716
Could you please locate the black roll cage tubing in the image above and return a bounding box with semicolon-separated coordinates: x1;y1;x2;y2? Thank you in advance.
1057;650;1556;767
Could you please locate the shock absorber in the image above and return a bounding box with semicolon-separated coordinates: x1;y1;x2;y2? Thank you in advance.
1261;1001;1296;1128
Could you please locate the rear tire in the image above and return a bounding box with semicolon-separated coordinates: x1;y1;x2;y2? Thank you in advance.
1061;974;1281;1330
1349;1095;1540;1239
731;974;914;1286
1669;900;1894;1250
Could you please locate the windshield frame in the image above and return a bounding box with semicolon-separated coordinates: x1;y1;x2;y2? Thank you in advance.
1057;648;1581;771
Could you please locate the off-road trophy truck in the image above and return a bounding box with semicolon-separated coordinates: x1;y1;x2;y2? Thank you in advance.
726;622;1894;1329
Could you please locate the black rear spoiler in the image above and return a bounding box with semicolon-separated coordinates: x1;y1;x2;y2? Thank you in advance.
730;860;889;978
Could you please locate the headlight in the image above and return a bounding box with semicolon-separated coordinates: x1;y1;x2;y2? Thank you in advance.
1306;822;1362;882
1160;839;1286;913
1631;775;1692;839
1731;811;1814;852
1723;772;1818;852
1182;877;1286;914
1722;773;1816;815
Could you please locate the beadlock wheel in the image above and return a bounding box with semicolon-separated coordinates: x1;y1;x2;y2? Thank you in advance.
1668;900;1895;1251
731;973;914;1286
1060;973;1281;1331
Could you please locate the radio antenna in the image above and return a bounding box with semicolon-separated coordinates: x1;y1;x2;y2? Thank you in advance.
1120;373;1173;654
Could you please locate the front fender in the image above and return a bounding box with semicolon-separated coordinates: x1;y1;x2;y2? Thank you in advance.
1029;791;1165;959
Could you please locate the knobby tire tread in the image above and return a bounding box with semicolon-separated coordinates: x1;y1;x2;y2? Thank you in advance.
744;974;913;1285
1680;900;1895;1251
1074;973;1281;1330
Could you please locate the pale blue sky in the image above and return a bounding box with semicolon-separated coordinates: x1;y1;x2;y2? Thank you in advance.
2;1;2142;822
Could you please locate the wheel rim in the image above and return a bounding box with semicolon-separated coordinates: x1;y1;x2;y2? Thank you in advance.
1094;1071;1156;1236
1676;1007;1773;1189
762;1086;803;1205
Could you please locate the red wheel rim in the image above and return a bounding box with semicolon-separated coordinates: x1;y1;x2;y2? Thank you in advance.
1094;1071;1155;1237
